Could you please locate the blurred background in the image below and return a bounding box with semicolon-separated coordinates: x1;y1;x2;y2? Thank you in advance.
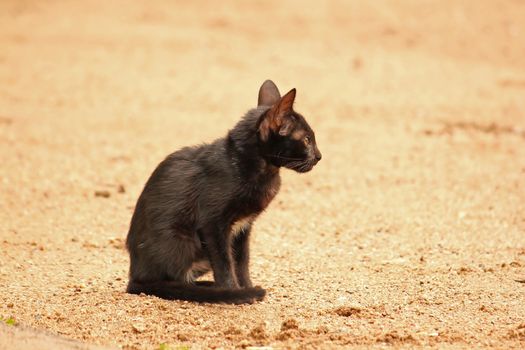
1;1;524;349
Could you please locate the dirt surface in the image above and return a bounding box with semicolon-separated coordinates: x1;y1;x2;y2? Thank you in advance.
1;0;525;349
0;323;113;350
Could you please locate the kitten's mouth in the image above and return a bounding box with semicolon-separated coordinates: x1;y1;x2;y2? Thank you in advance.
265;155;318;173
286;159;317;173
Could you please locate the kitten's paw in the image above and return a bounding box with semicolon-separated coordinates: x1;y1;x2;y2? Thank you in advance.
232;287;266;304
250;286;266;301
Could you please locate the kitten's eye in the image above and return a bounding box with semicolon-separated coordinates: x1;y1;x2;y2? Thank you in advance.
303;136;311;145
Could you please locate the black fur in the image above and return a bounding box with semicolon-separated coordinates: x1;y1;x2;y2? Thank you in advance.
125;80;321;304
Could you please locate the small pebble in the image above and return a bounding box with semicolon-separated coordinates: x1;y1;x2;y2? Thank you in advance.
94;190;111;198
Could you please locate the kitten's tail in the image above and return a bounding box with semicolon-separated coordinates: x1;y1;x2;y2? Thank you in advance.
126;280;266;304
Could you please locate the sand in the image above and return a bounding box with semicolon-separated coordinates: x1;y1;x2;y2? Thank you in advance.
1;0;524;349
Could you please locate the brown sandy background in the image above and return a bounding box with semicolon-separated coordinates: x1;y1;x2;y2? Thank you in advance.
1;0;524;349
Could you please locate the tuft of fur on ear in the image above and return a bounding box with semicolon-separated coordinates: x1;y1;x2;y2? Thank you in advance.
258;80;281;107
258;88;297;141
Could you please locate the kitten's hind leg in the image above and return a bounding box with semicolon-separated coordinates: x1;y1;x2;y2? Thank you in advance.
185;259;211;282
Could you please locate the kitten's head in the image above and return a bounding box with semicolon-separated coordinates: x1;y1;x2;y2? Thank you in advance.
256;80;322;173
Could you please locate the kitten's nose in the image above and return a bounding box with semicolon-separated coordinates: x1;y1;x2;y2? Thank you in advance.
314;150;322;162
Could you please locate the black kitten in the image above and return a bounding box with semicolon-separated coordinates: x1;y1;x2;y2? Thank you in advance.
126;80;322;304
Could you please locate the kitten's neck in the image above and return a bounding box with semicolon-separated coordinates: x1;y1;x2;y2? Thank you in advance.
226;133;278;178
226;107;279;178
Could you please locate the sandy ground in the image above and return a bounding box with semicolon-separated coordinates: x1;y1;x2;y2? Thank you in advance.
1;0;525;349
0;323;113;350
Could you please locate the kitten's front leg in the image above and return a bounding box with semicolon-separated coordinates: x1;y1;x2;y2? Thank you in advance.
200;226;239;289
233;226;253;288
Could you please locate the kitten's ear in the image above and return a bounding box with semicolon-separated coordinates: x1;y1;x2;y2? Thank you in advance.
258;88;297;141
258;80;281;107
274;88;296;117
